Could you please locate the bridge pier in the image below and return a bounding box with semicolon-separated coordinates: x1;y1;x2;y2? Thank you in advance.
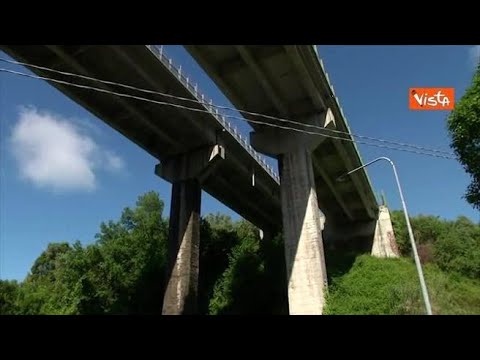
251;109;335;315
371;206;400;258
323;206;400;258
155;145;225;315
163;179;201;315
279;148;328;314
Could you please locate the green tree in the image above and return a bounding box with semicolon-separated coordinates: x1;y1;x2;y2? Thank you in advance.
203;213;236;233
391;211;449;262
16;190;479;315
70;191;169;314
209;221;287;314
30;242;72;280
0;280;20;315
208;222;266;314
434;216;480;278
13;191;169;315
447;64;480;210
11;242;74;315
198;215;239;314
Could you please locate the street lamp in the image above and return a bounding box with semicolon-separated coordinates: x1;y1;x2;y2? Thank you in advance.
336;156;433;315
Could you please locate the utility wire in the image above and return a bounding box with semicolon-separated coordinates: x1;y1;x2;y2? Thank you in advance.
0;57;454;157
0;67;457;161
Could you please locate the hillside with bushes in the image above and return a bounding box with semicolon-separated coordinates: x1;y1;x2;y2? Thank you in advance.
1;192;478;315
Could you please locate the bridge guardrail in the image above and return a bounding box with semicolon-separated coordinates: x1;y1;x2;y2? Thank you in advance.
145;45;280;184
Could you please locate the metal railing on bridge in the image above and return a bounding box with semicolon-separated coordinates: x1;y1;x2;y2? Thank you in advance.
146;45;280;184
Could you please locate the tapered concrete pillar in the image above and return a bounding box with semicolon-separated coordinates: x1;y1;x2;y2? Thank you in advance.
155;145;225;315
251;109;336;315
371;205;400;258
163;179;201;315
322;205;400;257
279;148;328;314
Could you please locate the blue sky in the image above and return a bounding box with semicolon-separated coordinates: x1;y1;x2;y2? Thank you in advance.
1;45;479;281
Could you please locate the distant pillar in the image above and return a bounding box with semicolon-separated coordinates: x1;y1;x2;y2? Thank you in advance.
251;108;336;315
155;145;225;315
371;205;400;258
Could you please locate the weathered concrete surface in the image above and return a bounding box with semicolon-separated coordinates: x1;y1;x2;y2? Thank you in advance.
250;110;335;315
159;146;225;315
251;109;336;157
280;148;328;315
371;205;400;258
156;145;225;184
162;179;201;315
321;205;399;257
185;45;380;224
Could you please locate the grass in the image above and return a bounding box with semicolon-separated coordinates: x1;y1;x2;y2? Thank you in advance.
324;255;480;315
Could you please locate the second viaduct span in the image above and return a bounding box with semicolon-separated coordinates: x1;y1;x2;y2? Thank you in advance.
2;45;392;315
186;45;384;313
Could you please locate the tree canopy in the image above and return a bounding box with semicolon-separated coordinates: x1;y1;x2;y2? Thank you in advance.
0;192;287;315
1;192;479;315
448;64;480;209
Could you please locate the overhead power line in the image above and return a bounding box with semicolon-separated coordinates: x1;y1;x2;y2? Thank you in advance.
0;57;454;157
0;66;457;161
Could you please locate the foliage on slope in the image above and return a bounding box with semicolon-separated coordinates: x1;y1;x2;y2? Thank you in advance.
324;255;480;315
1;192;479;315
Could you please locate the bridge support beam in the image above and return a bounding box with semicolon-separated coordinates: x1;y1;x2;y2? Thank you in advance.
155;145;225;315
250;109;335;315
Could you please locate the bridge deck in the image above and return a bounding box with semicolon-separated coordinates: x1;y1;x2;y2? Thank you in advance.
185;45;379;224
2;45;282;231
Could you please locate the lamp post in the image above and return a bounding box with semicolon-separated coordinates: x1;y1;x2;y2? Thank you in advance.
337;156;433;315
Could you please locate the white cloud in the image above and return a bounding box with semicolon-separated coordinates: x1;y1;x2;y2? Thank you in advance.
9;107;126;192
104;151;125;172
470;45;480;67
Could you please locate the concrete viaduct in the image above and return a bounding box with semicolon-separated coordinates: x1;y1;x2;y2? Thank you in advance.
1;45;398;315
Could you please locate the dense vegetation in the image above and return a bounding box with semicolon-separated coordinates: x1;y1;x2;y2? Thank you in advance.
0;191;287;315
1;192;479;315
326;211;480;314
447;64;480;210
391;211;480;278
325;256;480;315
